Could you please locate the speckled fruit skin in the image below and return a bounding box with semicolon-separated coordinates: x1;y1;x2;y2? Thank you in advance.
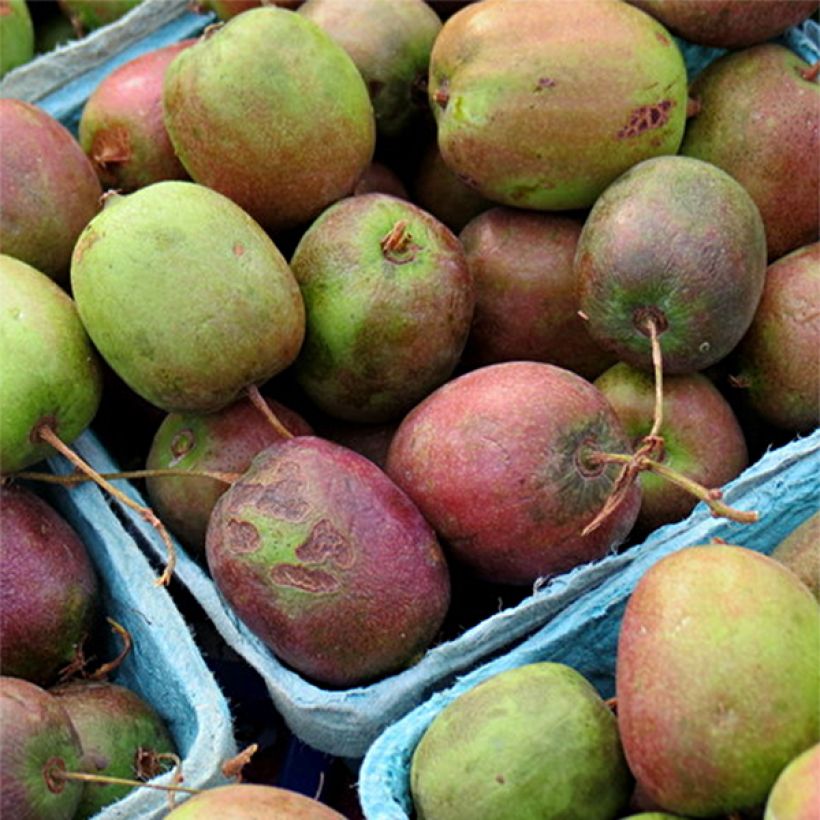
0;0;34;77
79;41;193;192
576;155;767;374
385;362;641;586
410;663;633;820
764;743;820;820
163;7;375;233
298;0;441;139
291;193;474;423
165;784;345;818
732;242;819;432
628;0;819;48
459;207;615;379
428;0;688;210
680;44;820;262
0;486;99;686
0;99;102;283
0;677;85;820
771;512;820;601
70;181;305;415
145;396;312;554
51;681;175;817
0;255;103;474
205;436;450;687
594;363;748;533
617;545;820;817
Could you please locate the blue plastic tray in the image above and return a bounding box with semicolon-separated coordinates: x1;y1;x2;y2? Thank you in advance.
0;0;215;136
43;432;237;819
358;430;820;820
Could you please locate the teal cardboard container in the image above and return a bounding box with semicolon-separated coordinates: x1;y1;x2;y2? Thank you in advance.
42;431;237;819
358;430;820;819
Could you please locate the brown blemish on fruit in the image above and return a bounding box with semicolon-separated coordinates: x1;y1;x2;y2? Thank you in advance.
433;79;450;109
655;31;671;46
534;77;557;91
232;242;245;256
687;96;702;118
617;100;674;138
227;519;261;553
296;519;354;568
269;564;340;593
170;429;195;459
91;126;132;168
0;2;12;16
258;478;309;521
495;774;506;784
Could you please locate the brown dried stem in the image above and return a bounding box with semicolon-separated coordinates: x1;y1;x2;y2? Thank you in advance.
246;384;294;440
88;618;133;681
18;468;241;486
48;768;200;796
36;426;176;587
586;451;758;525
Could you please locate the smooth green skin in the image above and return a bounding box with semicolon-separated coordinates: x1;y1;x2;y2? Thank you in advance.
70;181;305;414
594;362;747;533
0;0;34;77
576;155;767;374
51;681;175;818
0;677;85;820
291;193;474;423
411;662;633;820
764;743;820;820
429;0;687;210
733;243;820;433
59;0;142;32
617;546;820;817
622;815;685;819
299;0;441;138
0;255;102;474
771;512;820;602
163;7;375;233
165;784;345;818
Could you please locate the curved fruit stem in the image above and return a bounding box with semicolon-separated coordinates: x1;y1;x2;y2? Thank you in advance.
221;743;258;782
247;384;294;440
36;426;177;587
46;768;200;797
646;316;664;442
87;618;133;682
583;314;666;536
18;468;242;485
585;451;759;525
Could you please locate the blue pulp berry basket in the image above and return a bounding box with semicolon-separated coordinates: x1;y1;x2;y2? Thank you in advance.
357;430;820;820
40;432;236;820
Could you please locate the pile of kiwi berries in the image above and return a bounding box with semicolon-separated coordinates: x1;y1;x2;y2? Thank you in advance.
1;0;817;816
